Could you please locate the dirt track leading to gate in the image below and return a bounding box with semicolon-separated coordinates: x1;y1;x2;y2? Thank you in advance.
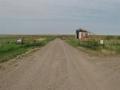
0;39;120;90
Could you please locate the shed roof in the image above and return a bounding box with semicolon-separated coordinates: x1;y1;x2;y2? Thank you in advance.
76;29;88;32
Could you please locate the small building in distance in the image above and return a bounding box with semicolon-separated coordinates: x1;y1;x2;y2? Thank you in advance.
76;28;89;40
16;38;24;44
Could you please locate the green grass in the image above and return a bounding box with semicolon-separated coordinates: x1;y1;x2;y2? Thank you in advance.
0;35;56;63
66;38;80;47
66;38;101;50
66;38;120;54
0;44;28;63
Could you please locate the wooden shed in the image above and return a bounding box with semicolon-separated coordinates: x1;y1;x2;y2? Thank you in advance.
76;29;89;40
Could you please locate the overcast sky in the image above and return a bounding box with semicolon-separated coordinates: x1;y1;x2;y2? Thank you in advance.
0;0;120;35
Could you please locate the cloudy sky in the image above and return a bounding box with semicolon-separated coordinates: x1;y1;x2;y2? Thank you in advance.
0;0;120;35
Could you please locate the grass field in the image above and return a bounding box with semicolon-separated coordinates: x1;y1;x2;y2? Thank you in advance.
1;34;120;63
0;35;55;63
66;35;120;55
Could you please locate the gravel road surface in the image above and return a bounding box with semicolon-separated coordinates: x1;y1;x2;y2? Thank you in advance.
0;39;120;90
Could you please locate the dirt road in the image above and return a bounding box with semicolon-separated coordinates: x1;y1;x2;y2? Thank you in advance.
0;39;120;90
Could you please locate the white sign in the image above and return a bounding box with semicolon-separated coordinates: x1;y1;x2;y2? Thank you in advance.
100;40;104;45
16;38;23;44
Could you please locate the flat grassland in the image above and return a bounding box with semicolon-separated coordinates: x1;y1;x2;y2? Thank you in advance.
0;35;55;63
66;35;120;55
